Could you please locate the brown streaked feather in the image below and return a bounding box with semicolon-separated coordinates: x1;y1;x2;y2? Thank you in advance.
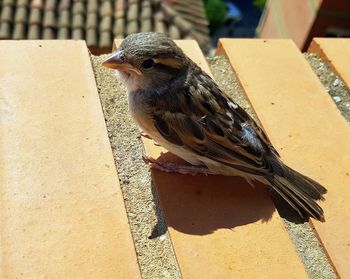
151;65;275;176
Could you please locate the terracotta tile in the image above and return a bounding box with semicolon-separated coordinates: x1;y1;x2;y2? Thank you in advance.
100;16;112;31
140;18;152;32
87;0;98;13
86;28;97;46
72;28;84;39
28;8;42;24
72;13;84;29
17;0;29;6
100;1;113;17
113;17;124;37
0;0;210;54
58;0;70;10
154;12;166;34
0;22;11;39
3;0;16;5
308;38;350;89
86;13;98;29
43;10;56;27
58;9;70;27
45;0;57;10
72;1;84;14
173;17;192;33
126;20;138;35
27;24;41;39
114;38;308;278
127;2;139;21
57;26;69;38
99;30;112;48
15;7;28;23
0;40;140;278
13;23;26;39
219;38;350;279
30;0;43;8
140;1;152;19
42;27;55;38
1;6;14;22
168;24;181;39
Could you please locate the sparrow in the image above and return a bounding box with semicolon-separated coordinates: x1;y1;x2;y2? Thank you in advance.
102;32;327;221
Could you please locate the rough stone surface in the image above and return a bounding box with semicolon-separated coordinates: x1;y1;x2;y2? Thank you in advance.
91;54;181;279
305;53;350;123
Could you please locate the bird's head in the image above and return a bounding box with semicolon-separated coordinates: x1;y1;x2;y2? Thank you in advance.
102;32;189;92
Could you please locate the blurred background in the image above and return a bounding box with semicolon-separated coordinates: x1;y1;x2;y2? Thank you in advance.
0;0;349;55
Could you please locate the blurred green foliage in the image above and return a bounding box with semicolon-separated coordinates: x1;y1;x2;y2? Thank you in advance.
253;0;267;10
204;0;228;34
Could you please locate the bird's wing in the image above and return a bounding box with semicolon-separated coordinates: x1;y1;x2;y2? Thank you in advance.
150;70;279;176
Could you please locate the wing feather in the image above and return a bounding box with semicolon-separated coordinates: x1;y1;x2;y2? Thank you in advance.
150;66;278;176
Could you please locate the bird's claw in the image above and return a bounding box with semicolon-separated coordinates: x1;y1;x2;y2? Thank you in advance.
142;155;212;176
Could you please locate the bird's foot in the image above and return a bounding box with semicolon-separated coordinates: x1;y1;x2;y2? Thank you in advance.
142;155;212;176
138;132;160;146
138;131;152;139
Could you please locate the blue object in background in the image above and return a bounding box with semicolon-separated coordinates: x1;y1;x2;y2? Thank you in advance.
211;0;264;47
226;2;242;21
228;0;264;37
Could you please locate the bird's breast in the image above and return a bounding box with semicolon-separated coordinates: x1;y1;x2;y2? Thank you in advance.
127;90;155;134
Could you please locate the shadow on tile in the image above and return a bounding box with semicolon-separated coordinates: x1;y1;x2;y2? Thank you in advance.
150;152;275;235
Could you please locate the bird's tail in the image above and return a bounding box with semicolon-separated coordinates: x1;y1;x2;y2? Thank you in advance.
265;164;327;222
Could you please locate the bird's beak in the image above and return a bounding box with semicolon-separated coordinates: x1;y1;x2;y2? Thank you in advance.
102;51;141;75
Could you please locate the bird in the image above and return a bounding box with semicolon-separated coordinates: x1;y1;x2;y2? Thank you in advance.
102;32;327;221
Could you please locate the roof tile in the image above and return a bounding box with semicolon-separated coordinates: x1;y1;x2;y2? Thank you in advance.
86;28;97;46
140;1;152;20
58;0;70;10
30;0;44;8
126;20;138;35
3;0;16;6
127;2;138;21
140;19;152;32
99;30;112;48
72;13;84;28
57;26;70;38
1;6;14;22
100;16;112;31
154;13;166;34
13;23;26;39
42;27;55;39
17;0;29;7
28;8;42;25
173;16;192;33
87;0;98;13
72;28;84;40
15;7;28;23
0;22;11;39
27;24;41;39
114;0;125;11
58;10;70;27
45;0;57;10
113;17;124;37
43;10;56;27
168;24;181;39
100;1;113;17
86;13;98;29
0;0;210;53
73;2;85;14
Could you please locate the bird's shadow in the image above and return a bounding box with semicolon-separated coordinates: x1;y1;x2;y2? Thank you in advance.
149;152;276;236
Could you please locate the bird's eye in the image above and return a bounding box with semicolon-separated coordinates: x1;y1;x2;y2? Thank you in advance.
142;59;155;69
